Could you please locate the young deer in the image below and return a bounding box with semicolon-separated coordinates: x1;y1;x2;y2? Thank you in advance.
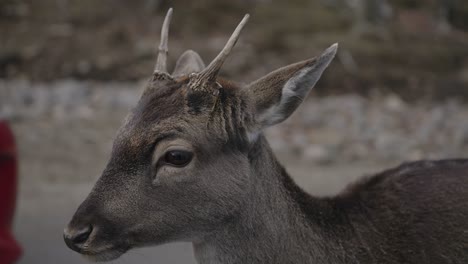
64;9;468;264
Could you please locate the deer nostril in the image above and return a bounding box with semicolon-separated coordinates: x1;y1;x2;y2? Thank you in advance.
64;225;93;251
73;225;93;244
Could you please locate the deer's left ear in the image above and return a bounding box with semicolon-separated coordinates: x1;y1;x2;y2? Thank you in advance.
172;50;206;77
245;43;338;129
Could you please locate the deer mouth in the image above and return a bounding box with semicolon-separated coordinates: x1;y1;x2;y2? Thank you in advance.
80;245;129;262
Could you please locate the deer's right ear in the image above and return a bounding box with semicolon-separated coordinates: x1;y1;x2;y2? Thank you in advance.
245;43;337;133
172;50;206;76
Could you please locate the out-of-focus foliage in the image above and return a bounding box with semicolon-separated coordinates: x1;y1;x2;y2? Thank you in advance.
1;0;468;101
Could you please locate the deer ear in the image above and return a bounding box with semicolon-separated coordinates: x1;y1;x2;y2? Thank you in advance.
246;43;338;129
172;50;206;76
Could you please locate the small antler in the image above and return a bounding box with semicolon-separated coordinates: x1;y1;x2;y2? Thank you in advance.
154;8;173;73
189;14;250;91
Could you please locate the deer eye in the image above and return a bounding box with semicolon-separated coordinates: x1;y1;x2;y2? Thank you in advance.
162;150;193;167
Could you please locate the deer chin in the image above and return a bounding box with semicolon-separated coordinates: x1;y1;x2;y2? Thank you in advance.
80;245;129;262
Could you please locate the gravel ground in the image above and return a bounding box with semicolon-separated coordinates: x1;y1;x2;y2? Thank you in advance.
2;78;468;167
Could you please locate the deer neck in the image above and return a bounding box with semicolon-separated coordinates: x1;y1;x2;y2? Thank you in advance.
192;135;352;264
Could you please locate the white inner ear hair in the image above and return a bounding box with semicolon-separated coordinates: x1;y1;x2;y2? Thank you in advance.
247;64;328;142
247;67;312;142
260;66;319;126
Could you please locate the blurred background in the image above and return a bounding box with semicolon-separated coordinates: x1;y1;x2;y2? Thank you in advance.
1;0;468;263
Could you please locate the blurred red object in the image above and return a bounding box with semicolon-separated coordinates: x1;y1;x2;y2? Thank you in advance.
0;121;21;263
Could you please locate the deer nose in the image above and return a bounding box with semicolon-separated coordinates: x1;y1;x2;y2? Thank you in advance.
63;225;93;252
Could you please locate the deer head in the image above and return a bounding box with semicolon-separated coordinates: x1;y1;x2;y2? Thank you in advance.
64;8;337;262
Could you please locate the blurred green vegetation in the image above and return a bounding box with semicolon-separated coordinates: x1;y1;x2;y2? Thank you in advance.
1;0;468;101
